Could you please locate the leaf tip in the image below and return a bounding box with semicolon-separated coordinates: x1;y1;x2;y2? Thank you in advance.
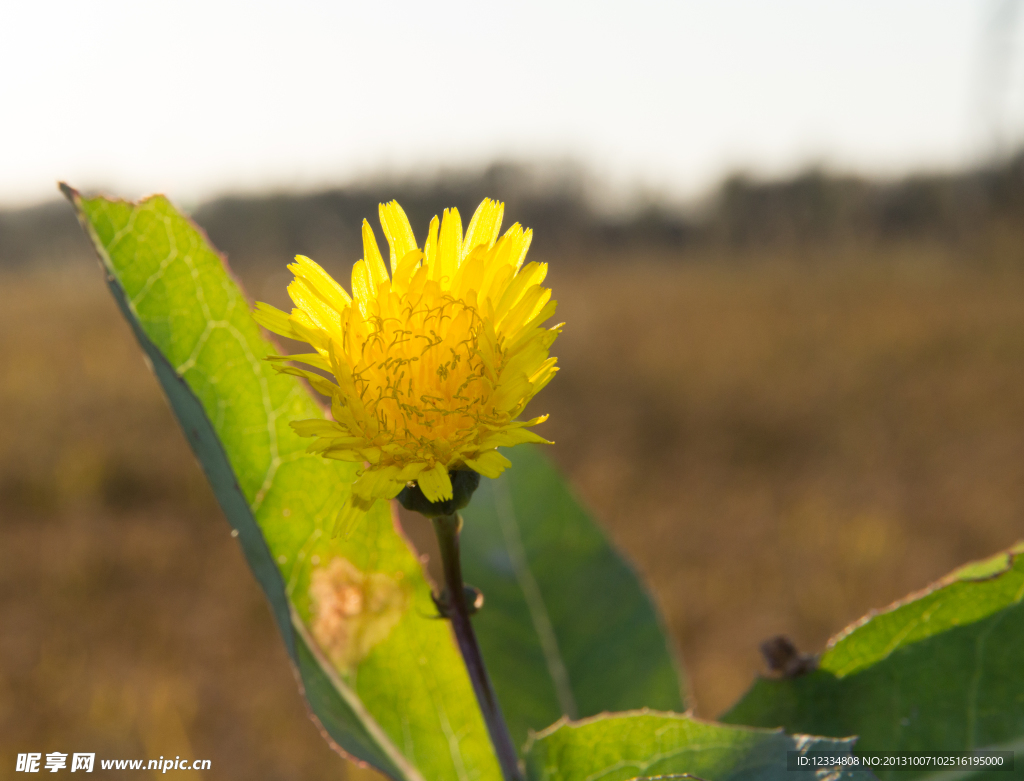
58;181;79;204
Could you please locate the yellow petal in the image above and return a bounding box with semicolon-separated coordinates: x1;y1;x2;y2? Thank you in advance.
287;281;341;340
492;372;532;413
463;450;512;478
434;208;463;284
287;312;332;352
290;419;345;438
527;357;559;398
252;302;297;339
307;436;362;454
265;352;332;371
396;462;428;481
501;332;554;383
417;462;453;502
511;227;533;272
452;247;488;301
289;254;352;309
504;301;559;355
423;215;440;278
321;448;366;462
353;465;402;501
490;223;533;274
495;261;548;322
350;259;373;318
378;201;418;275
498;284;551;338
392;249;423;295
332;495;371;539
275;365;339;397
478;427;551;449
361;220;390;290
463;198;504;259
477;262;515;314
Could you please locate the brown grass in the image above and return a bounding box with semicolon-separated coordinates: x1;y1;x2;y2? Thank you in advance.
2;246;1023;777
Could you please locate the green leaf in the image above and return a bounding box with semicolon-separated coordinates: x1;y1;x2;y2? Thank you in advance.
460;444;686;748
523;709;873;781
63;187;500;781
723;542;1024;779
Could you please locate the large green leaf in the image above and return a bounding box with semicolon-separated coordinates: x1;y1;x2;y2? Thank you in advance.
523;710;873;781
460;445;686;748
723;542;1024;779
63;187;500;781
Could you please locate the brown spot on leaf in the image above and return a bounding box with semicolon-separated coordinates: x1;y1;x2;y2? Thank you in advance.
309;557;409;673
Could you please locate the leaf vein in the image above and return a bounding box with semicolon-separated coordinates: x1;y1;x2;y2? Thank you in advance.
493;477;579;719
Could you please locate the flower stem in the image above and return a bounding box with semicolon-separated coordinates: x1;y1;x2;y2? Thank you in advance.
432;512;522;781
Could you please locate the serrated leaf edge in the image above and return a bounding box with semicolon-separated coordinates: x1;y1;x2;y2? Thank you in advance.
822;540;1024;659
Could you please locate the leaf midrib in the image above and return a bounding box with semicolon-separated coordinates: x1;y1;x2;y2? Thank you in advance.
493;476;579;720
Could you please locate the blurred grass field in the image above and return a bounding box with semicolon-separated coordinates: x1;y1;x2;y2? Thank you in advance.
3;239;1024;778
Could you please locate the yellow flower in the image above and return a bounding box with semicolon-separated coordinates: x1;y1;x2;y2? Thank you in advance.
254;198;560;530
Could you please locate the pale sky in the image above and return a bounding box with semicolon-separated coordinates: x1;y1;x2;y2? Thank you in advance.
2;0;1022;209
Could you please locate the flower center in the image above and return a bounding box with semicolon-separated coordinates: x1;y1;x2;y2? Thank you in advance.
348;285;506;463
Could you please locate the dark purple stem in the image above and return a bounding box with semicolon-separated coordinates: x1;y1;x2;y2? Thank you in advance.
432;513;522;781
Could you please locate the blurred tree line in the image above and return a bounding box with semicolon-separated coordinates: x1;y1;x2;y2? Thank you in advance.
6;153;1024;270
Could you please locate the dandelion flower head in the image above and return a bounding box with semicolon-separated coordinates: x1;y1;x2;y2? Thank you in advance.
254;198;560;528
